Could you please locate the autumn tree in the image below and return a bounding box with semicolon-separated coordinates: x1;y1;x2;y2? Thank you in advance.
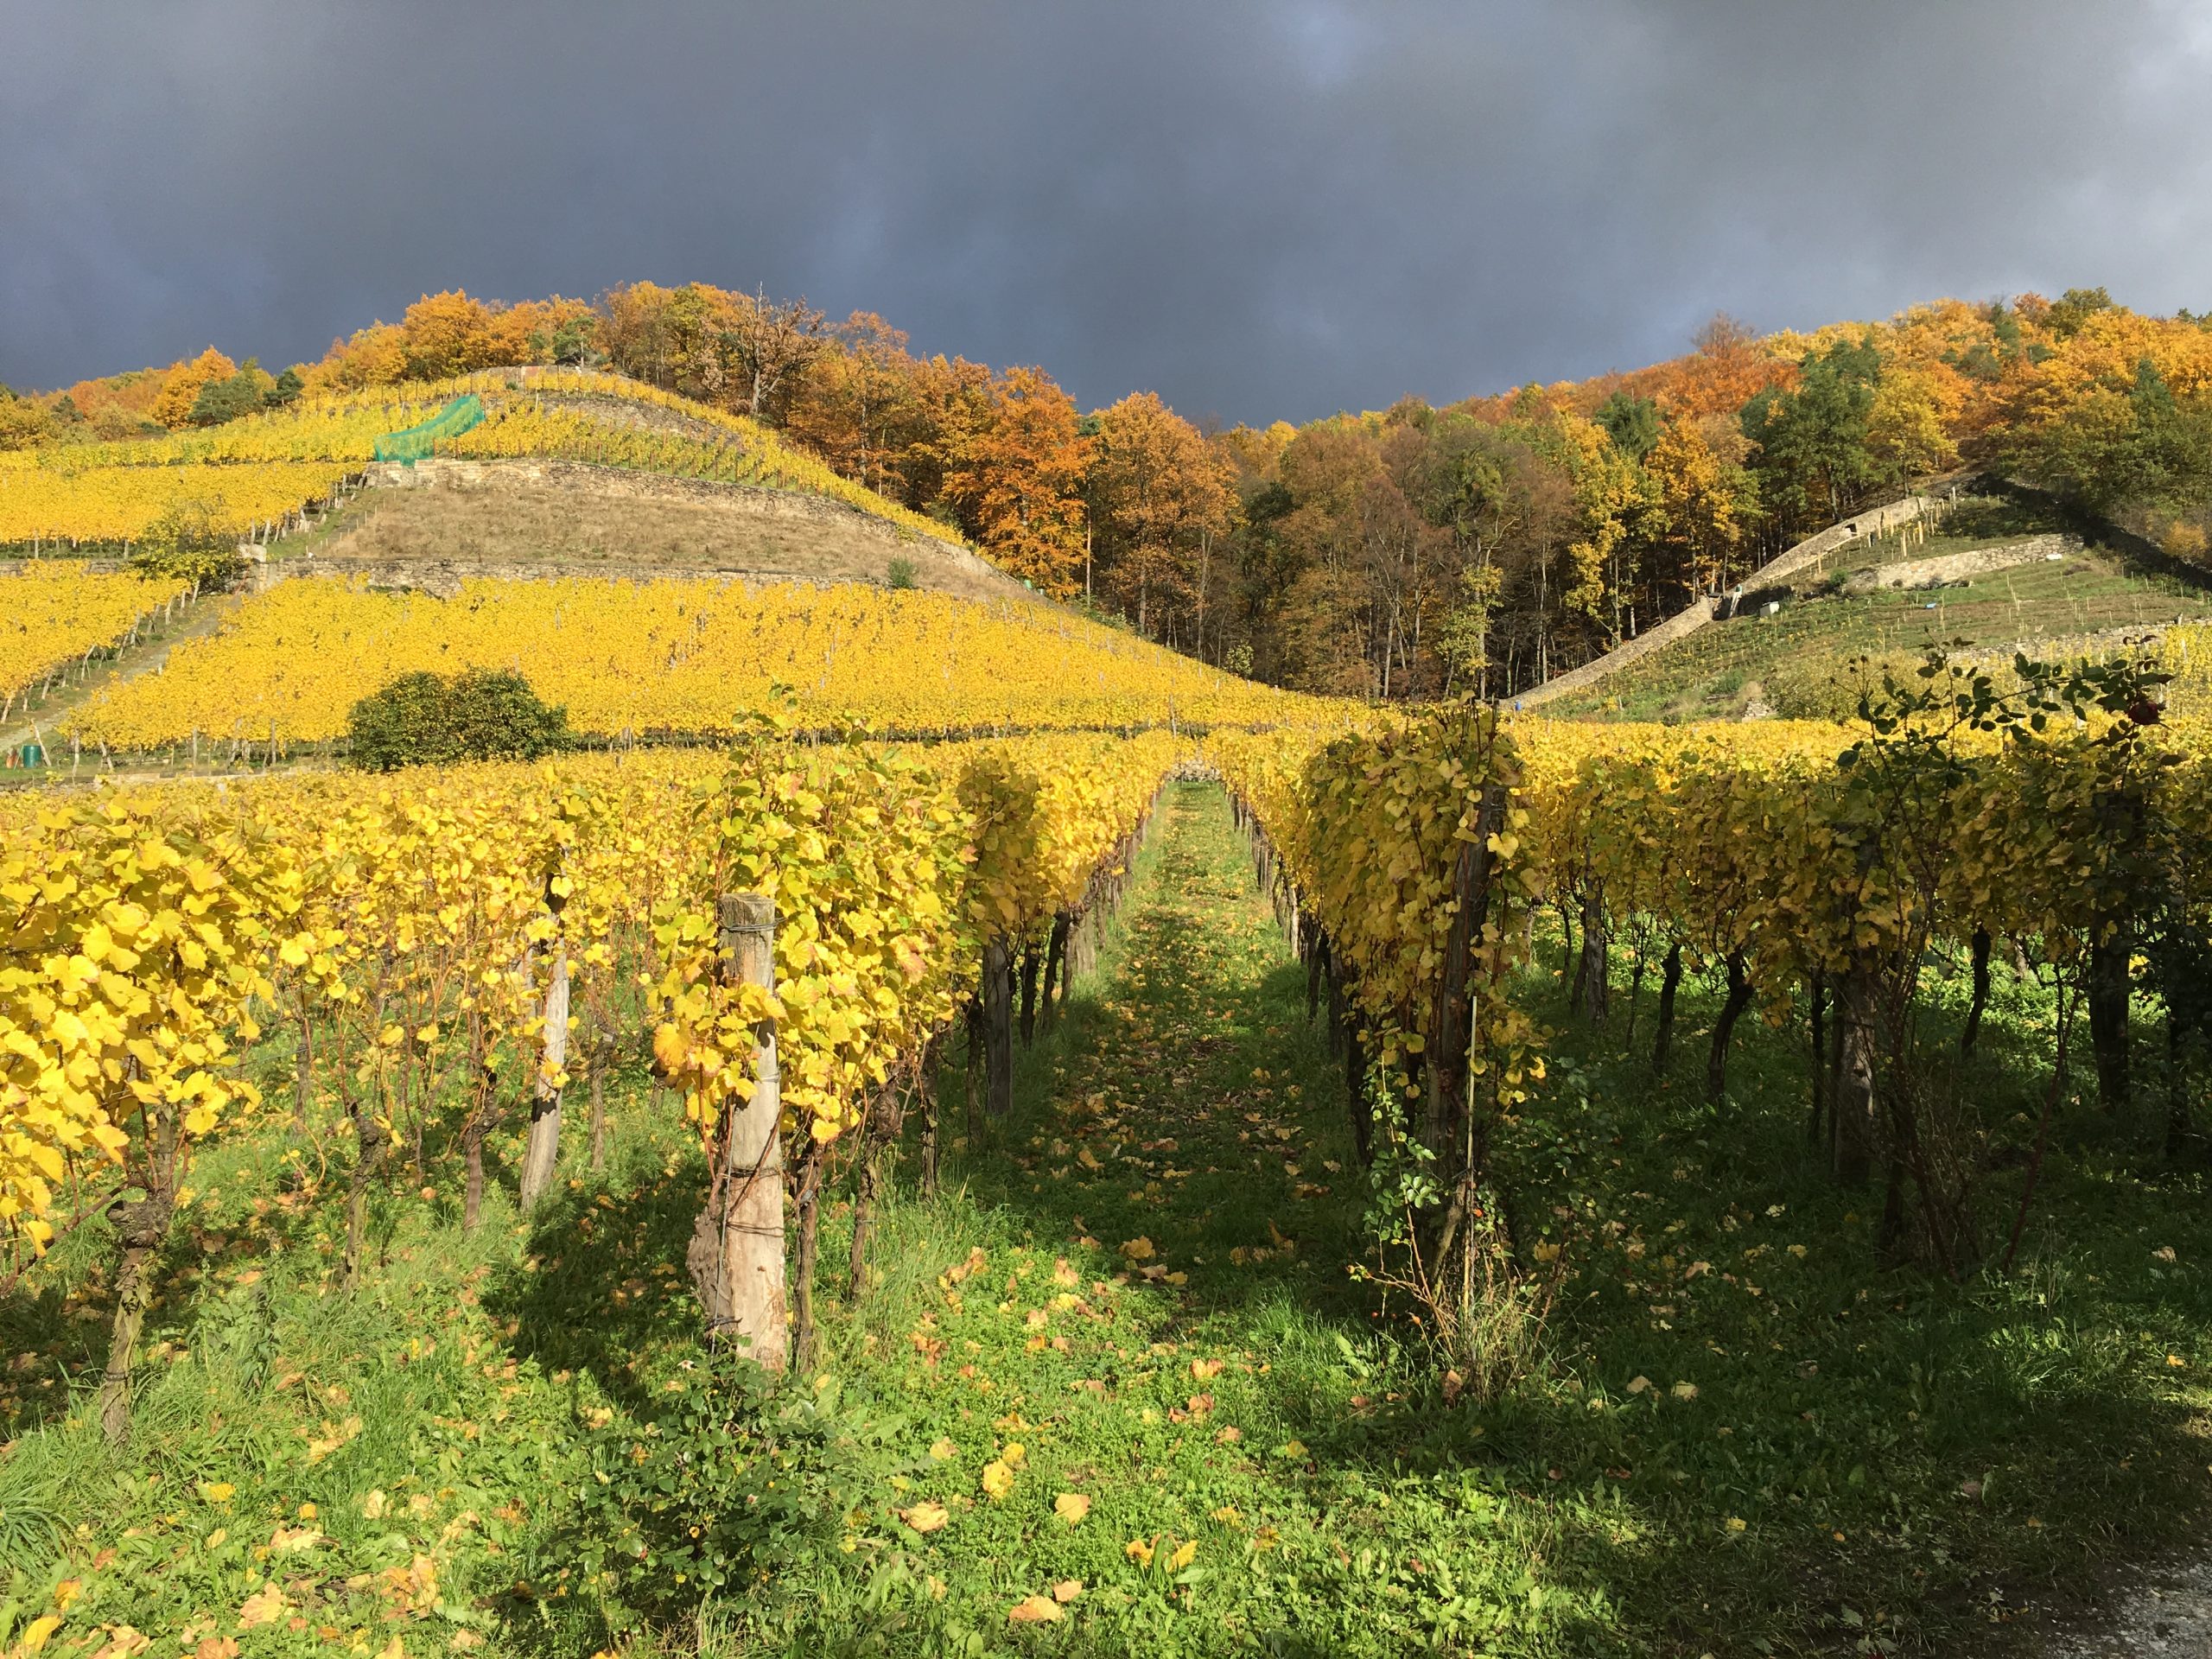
595;280;685;388
785;313;931;497
1400;413;1535;691
1563;418;1653;648
396;291;499;379
2045;285;2117;341
723;289;830;420
595;283;752;403
302;323;406;392
940;366;1091;594
1637;417;1752;602
1867;364;1961;480
1087;392;1235;644
186;359;275;427
150;348;238;429
0;386;57;450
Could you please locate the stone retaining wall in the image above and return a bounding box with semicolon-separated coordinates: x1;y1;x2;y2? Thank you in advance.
1840;534;2072;593
1519;491;1938;707
0;558;127;578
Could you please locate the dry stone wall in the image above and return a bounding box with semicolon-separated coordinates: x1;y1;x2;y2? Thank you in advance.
1840;535;2073;593
1518;491;1939;708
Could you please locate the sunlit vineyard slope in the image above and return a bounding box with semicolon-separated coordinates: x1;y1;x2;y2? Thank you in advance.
70;576;1324;747
1;370;976;556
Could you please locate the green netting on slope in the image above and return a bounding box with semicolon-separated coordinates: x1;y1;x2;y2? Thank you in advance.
372;395;486;464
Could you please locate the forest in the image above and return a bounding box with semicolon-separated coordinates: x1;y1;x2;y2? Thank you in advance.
10;281;2212;698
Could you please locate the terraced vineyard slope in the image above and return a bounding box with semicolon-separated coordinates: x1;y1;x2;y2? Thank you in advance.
1541;493;2212;721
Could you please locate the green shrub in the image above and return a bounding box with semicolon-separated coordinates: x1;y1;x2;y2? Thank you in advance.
885;556;918;590
553;1355;898;1635
346;668;569;770
186;373;266;428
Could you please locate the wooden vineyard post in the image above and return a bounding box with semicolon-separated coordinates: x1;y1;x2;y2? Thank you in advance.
687;893;789;1370
515;876;570;1212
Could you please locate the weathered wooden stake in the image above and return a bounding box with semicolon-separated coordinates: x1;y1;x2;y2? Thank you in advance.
685;893;789;1370
515;923;569;1211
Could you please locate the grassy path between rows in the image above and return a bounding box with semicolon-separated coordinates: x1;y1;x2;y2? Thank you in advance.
5;781;2212;1657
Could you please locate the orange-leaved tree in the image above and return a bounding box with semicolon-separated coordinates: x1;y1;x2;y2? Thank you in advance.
150;347;238;430
943;365;1092;595
1088;391;1236;638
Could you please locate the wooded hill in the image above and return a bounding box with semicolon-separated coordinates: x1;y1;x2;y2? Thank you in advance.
12;282;2212;701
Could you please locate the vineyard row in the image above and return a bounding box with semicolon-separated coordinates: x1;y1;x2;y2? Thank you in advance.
1215;683;2212;1304
0;731;1180;1436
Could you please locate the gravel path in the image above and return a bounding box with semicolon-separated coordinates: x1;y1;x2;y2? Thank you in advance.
2043;1562;2212;1656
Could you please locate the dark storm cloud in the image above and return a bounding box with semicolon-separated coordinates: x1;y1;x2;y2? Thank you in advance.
5;0;2210;423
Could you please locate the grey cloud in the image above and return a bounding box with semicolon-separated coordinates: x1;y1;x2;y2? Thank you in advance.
3;0;2209;423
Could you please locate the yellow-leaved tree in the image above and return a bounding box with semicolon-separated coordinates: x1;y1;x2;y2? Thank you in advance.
150;347;238;430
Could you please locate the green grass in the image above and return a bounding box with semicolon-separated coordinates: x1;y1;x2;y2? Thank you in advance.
1552;496;2212;722
4;783;2211;1656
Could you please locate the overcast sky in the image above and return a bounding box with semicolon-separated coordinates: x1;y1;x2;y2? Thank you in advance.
5;1;2211;425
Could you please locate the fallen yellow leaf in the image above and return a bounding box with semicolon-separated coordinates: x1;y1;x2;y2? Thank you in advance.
236;1586;288;1630
1052;1579;1083;1604
928;1437;957;1460
981;1459;1015;1500
1054;1491;1091;1525
1007;1594;1061;1624
899;1501;950;1535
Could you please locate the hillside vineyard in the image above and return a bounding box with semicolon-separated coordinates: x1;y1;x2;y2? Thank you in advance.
9;283;2212;1655
67;578;1312;748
